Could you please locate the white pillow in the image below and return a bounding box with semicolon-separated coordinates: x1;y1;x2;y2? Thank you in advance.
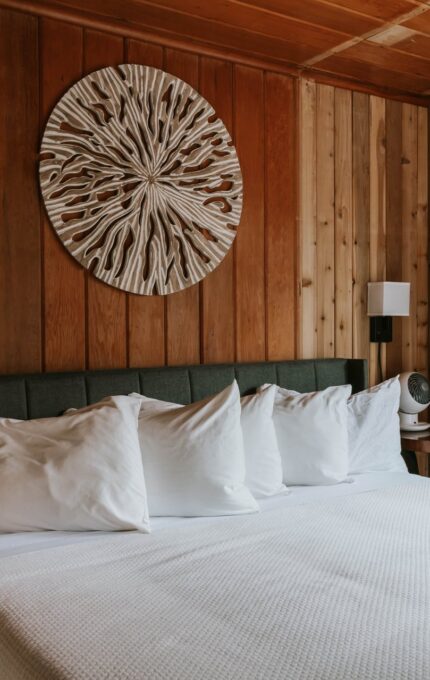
348;376;407;474
130;382;259;516
240;387;287;498
0;396;150;532
260;384;351;485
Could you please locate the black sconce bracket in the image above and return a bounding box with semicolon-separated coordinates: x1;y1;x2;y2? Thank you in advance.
369;316;392;343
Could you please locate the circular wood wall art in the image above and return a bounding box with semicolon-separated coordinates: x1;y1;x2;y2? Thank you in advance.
39;64;243;295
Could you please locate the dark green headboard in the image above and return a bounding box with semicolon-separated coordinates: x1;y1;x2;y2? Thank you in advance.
0;358;367;420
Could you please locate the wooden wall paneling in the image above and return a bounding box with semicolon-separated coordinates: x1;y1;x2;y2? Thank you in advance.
299;79;317;359
401;103;418;373
126;39;166;368
199;57;235;364
265;73;297;360
416;106;428;375
369;95;386;385
385;99;404;377
334;87;353;358
164;49;201;366
316;84;335;358
234;65;266;361
83;29;127;370
0;9;41;374
40;18;86;371
352;92;370;368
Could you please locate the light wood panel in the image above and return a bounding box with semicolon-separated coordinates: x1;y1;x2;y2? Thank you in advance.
299;81;428;385
299;79;317;359
316;84;335;358
352;92;370;367
0;9;41;374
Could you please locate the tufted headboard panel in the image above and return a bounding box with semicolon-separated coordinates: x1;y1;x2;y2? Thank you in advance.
0;358;367;420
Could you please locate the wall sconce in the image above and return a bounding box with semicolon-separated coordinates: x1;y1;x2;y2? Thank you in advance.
368;281;410;381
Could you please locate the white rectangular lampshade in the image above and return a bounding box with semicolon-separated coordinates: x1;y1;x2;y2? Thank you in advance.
367;282;410;316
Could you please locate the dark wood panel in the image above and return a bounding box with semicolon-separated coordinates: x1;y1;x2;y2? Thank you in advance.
314;53;430;94
241;0;382;35
324;0;417;21
164;48;201;366
41;18;86;371
234;65;265;361
403;9;430;35
265;72;297;360
386;100;404;377
340;41;430;79
0;9;41;373
395;33;430;60
126;39;166;368
83;29;127;370
199;57;235;364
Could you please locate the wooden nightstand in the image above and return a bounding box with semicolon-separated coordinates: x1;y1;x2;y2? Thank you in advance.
401;433;430;477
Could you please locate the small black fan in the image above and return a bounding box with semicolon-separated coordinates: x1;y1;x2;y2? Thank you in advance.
399;372;430;431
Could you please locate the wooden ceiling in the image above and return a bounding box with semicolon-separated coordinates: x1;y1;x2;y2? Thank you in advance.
3;0;430;101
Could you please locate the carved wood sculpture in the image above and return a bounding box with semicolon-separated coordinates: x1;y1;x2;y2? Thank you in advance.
39;64;243;295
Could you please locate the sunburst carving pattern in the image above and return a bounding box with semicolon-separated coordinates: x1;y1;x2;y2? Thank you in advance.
39;64;243;295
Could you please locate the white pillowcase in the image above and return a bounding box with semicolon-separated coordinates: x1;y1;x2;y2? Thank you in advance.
240;386;287;498
131;382;259;516
348;376;406;474
0;396;150;533
260;384;351;485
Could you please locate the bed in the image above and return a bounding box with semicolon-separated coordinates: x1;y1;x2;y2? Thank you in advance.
1;358;429;680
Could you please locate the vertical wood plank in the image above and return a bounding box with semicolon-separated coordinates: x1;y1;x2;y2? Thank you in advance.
126;39;166;368
386;99;403;378
199;57;235;364
41;18;85;371
402;103;418;373
352;92;370;368
316;84;335;358
0;9;41;374
165;49;201;366
416;106;428;375
234;64;265;361
265;73;297;360
299;79;317;359
84;29;127;370
334;88;353;358
369;95;386;384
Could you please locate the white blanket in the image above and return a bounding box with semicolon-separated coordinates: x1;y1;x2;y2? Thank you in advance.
1;476;429;679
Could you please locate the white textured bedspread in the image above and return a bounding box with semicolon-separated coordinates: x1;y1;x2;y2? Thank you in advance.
1;478;430;680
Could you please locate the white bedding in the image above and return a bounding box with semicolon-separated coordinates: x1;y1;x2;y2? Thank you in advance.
1;471;429;679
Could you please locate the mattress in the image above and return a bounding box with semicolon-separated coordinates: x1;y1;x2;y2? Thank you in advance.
1;471;429;679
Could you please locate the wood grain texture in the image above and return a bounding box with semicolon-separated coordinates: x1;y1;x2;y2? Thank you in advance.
199;56;235;364
352;92;370;366
265;73;297;360
164;49;200;366
40;18;86;371
299;79;317;359
402;103;418;373
416;106;428;375
83;29;127;370
386;99;404;377
126;39;166;368
334;87;353;358
0;9;41;374
234;65;266;362
369;95;386;384
316;84;335;358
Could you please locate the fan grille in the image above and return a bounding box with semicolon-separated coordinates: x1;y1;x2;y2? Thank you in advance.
407;373;430;405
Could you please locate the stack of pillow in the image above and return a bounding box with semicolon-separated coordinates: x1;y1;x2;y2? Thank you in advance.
0;376;406;532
